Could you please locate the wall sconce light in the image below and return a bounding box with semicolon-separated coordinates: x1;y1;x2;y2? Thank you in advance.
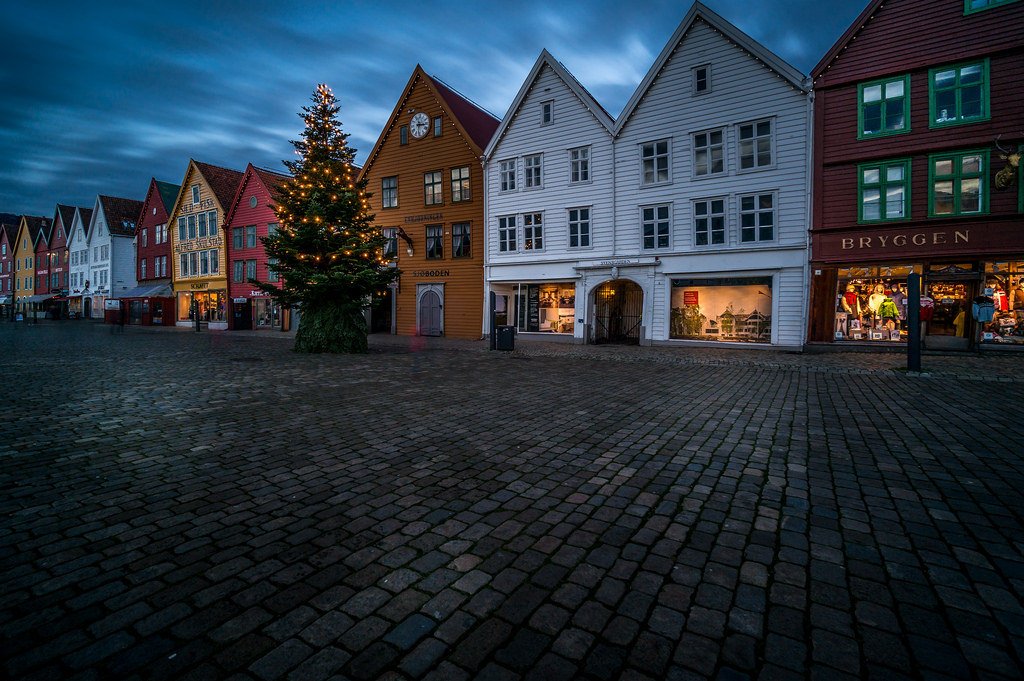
397;228;414;257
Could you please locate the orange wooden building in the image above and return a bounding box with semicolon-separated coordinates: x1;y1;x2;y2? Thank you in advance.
360;65;499;339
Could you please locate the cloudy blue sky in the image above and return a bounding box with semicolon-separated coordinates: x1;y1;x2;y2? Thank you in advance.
0;0;864;217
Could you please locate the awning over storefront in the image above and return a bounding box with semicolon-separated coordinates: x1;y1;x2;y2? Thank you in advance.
23;293;59;304
0;296;10;304
115;283;174;299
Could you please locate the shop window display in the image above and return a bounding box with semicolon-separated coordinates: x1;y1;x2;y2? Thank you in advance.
834;265;919;341
670;278;772;343
980;262;1024;344
499;283;575;333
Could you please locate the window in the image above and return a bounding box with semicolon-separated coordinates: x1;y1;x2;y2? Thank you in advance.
209;249;219;274
141;228;148;248
383;228;398;259
694;198;726;246
156;224;167;244
400;126;408;145
523;213;543;250
929;150;988;216
452;223;471;258
451;167;471;202
433;116;442;137
740;194;775;242
859;159;911;221
568;207;590;248
180;253;189;278
858;75;910;138
233;260;244;283
930;60;989;127
424;171;443;205
642;205;670;249
200;250;210;275
207;211;217;235
569;147;590;183
187;215;197;240
541;100;553;125
246;260;257;281
232;228;243;249
382;177;398;208
426;225;443;259
524;155;543;188
268;257;279;282
93;247;98;261
245;225;257;248
738;120;773;169
500;160;516;192
498;216;517;252
694;65;710;94
693;130;724;177
101;245;109;260
267;223;278;238
191;185;200;204
965;0;1020;13
141;259;147;279
641;140;670;184
178;217;187;241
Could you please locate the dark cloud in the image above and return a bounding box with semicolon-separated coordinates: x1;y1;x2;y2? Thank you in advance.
0;0;864;216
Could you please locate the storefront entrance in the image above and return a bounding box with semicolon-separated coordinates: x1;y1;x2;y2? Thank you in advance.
594;280;642;345
83;298;92;319
370;288;393;333
417;285;443;336
925;279;972;350
129;300;143;325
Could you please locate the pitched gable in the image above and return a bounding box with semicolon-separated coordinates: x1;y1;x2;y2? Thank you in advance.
224;163;290;228
193;160;245;211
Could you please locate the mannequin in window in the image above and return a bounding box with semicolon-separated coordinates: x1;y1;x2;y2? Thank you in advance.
840;284;860;315
1010;279;1024;311
867;283;887;316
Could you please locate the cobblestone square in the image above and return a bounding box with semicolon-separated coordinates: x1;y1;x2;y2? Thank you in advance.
2;322;1023;680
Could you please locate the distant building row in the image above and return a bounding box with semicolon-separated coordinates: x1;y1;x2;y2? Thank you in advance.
3;0;1022;351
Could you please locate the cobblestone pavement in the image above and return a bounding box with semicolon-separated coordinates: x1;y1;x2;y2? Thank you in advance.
2;321;1024;681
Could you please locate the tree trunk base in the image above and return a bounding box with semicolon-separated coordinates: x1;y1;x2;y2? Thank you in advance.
294;305;368;353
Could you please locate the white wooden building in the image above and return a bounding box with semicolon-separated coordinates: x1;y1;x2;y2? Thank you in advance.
84;196;142;318
484;2;812;348
67;207;94;317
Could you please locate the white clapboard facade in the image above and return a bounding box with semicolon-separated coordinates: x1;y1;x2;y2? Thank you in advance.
484;2;812;348
85;196;140;317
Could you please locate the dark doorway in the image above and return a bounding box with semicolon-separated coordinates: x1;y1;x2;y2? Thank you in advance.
83;298;92;319
594;280;643;344
371;288;393;333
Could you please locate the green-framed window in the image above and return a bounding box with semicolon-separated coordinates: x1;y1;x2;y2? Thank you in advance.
964;0;1020;14
859;159;911;222
929;60;989;127
928;149;989;217
858;75;910;139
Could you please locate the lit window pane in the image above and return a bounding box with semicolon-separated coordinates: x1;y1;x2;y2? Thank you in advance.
934;70;956;88
961;155;981;174
863;189;881;220
863;84;882;102
960;64;982;83
884;80;904;98
961;178;980;212
885;187;905;218
934;159;953;176
933;180;954;214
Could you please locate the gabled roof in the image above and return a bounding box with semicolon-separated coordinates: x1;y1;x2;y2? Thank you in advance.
193;160;245;211
54;204;76;234
0;222;17;246
155;180;181;214
75;207;94;238
99;195;144;236
485;48;614;160
811;0;883;82
224;163;290;227
360;65;501;179
615;1;809;135
18;215;49;249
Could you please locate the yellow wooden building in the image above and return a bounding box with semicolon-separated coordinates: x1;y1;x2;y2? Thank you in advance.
13;215;50;316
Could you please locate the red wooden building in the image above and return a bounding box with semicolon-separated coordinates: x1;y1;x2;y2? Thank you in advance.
40;205;75;318
117;178;180;325
808;0;1024;350
0;222;16;317
223;163;289;330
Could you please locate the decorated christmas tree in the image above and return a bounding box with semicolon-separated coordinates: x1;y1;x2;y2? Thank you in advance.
253;84;398;353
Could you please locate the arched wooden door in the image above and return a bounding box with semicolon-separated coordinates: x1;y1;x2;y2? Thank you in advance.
593;280;643;344
418;289;442;336
83;298;92;319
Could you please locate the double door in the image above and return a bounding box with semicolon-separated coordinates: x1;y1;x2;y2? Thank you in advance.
924;278;975;350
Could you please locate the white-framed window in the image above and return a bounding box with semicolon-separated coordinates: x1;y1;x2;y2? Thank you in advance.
641;204;671;250
141;228;148;248
100;245;109;260
498;216;517;252
187;215;197;240
452;223;471;258
140;258;147;280
198;212;208;237
246;259;256;280
191;184;200;204
382;227;398;259
569;147;590;183
233;260;244;283
99;269;107;285
178;217;187;241
737;119;773;170
641;140;670;185
693;198;726;246
693;128;725;177
424;171;443;205
523;213;543;250
451;166;471;202
180;253;188;278
568;207;590;248
524;154;543;189
208;249;219;274
693;64;711;94
541;100;554;125
739;193;776;243
200;250;210;275
426;225;444;259
433;116;443;137
382;177;398;208
267;257;278;282
499;159;516;192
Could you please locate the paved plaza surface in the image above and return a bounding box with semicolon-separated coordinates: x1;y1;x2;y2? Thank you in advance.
2;322;1024;681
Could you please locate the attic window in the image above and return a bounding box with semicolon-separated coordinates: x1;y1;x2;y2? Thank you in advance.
433;116;442;137
541;100;554;125
191;185;200;204
694;65;711;94
249;196;258;208
400;125;409;145
152;207;157;215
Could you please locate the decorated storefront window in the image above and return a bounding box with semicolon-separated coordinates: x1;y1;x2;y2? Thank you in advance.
670;277;772;343
491;283;575;333
176;291;226;322
980;261;1024;344
834;264;920;342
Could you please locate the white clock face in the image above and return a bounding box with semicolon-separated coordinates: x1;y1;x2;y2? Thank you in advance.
410;112;430;139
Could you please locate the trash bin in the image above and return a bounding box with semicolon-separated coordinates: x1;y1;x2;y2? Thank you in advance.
495;325;515;351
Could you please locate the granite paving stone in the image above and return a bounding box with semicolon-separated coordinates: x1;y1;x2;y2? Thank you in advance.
2;324;1023;679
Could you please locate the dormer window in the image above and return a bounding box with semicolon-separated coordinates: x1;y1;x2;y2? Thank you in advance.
191;185;200;204
694;65;711;94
